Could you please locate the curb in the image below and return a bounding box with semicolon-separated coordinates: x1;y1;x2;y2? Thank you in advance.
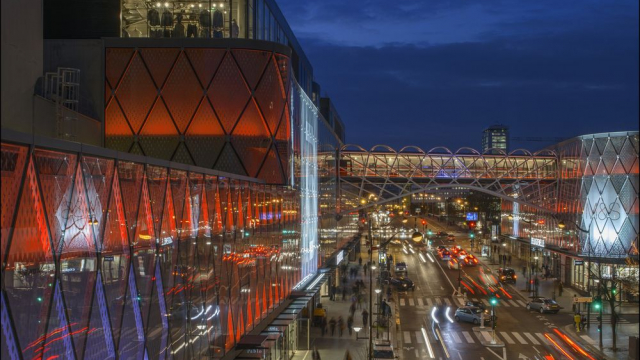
561;324;614;360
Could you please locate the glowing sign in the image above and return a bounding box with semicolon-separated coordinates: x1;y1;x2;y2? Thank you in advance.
466;212;478;221
531;238;545;248
336;250;344;265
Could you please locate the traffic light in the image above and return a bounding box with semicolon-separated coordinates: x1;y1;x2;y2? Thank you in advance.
611;284;617;296
593;296;602;310
427;229;433;236
469;232;475;239
489;297;498;306
467;221;477;229
597;325;602;332
421;219;427;225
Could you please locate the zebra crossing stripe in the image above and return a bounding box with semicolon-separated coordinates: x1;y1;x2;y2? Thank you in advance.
462;331;474;343
499;332;515;345
456;297;465;306
535;333;550;345
481;299;490;306
404;331;412;344
426;298;433;307
435;298;442;305
409;298;415;306
400;298;406;306
516;300;527;307
444;298;452;306
580;335;597;345
501;300;511;307
513;332;528;344
480;331;493;342
417;298;424;307
415;331;424;344
451;332;462;344
524;332;540;345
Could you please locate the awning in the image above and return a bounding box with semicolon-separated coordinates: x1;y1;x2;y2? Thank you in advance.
235;335;269;349
276;313;297;321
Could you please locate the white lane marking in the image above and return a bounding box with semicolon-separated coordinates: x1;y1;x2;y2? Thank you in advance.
409;298;415;306
426;298;433;307
482;299;490;306
416;330;424;344
400;298;406;306
524;332;540;345
462;331;474;343
501;300;511;307
404;331;412;344
499;332;515;344
513;332;528;344
444;298;452;306
516;300;527;307
451;332;462;344
420;328;434;358
415;349;420;357
481;331;492;342
581;334;597;345
418;298;424;306
472;297;479;302
535;333;550;345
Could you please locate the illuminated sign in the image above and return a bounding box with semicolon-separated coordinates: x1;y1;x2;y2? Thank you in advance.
103;255;114;261
466;212;478;221
531;238;545;248
575;260;584;265
336;250;344;265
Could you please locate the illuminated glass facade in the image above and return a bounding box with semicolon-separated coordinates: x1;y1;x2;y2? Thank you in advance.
0;137;301;360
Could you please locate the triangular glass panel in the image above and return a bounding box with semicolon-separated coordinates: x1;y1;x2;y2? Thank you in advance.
105;100;134;152
208;54;251;134
254;58;286;135
81;156;115;251
34;149;77;254
139;48;181;88
172;142;195;165
257;146;285;184
185;48;226;89
162;52;204;134
169;169;188;236
83;272;116;360
139;100;181;160
115;52;159;135
43;282;75;359
1;143;28;256
117;268;145;360
214;143;247;176
146;165;168;238
106;48;135;89
130;142;145;155
274;54;291;96
231;49;271;90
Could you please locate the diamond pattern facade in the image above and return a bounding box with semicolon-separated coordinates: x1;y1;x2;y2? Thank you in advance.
1;141;301;360
105;46;291;184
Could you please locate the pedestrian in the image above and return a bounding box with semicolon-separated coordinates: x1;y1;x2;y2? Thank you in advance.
329;317;337;336
581;314;587;330
359;256;363;266
362;309;369;327
321;317;327;336
312;348;318;360
574;313;581;332
350;301;356;317
342;286;347;301
314;349;321;360
558;282;564;297
347;315;354;335
364;264;367;276
386;286;392;301
338;316;345;336
508;255;512;265
522;266;527;276
381;299;388;317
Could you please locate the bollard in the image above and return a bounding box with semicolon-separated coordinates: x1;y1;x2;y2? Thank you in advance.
480;312;485;329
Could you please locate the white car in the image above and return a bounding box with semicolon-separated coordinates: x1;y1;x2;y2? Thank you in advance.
395;262;407;273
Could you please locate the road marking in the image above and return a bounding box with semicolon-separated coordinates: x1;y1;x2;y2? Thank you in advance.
435;298;442;305
480;331;492;342
462;331;475;343
426;298;433;307
400;298;406;306
535;333;550;345
418;298;424;306
456;297;465;306
415;331;424;344
415;349;419;358
482;299;490;306
404;331;411;344
451;332;462;344
472;297;479;302
524;332;540;345
444;298;452;306
499;332;515;344
501;301;511;307
513;332;528;344
516;300;527;307
580;335;597;345
409;298;415;306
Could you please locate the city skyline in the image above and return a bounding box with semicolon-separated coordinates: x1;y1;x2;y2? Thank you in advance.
278;0;639;150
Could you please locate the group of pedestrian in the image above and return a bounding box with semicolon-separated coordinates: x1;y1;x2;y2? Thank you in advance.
573;312;587;332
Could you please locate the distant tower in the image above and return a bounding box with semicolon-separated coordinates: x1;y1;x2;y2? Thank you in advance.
482;124;509;154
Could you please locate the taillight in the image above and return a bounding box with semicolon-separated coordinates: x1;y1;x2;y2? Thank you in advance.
514;275;517;279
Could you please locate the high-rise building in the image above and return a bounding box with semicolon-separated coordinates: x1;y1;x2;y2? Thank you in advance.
482;124;509;153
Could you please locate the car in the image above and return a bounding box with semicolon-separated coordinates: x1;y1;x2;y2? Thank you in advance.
461;255;478;266
448;258;462;269
439;250;452;261
373;343;396;359
454;306;490;325
389;238;402;245
395;262;407;273
457;250;468;260
447;234;455;241
437;231;448;237
386;277;415;291
437;245;447;253
464;300;485;310
526;298;560;313
497;268;517;283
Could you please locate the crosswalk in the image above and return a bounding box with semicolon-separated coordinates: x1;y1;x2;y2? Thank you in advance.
399;329;563;347
572;314;631;324
397;296;528;308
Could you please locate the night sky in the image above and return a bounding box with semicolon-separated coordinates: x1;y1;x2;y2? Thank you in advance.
277;0;639;151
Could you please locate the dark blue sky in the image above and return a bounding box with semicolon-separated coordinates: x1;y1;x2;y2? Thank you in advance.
277;0;639;151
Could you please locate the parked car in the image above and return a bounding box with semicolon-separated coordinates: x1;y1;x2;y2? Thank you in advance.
497;268;517;283
395;262;407;273
464;300;485;310
386;277;415;291
454;306;490;325
526;298;560;313
373;342;396;359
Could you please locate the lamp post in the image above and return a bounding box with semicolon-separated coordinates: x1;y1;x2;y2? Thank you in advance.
508;214;535;295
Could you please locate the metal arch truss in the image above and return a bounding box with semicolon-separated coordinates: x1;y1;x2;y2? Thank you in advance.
319;144;560;215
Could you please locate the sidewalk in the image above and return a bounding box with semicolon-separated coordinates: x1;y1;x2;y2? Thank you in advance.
562;322;639;360
292;238;396;360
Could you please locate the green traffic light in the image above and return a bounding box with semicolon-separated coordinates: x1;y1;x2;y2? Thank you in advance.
37;297;43;302
490;297;498;306
470;233;475;238
594;302;601;310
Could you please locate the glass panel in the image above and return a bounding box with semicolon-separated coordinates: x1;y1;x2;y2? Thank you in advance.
1;143;28;256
